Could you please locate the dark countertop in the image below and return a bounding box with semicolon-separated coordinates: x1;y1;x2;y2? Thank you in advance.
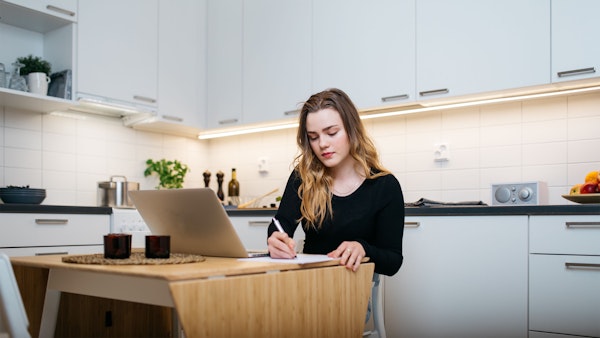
226;204;599;217
0;204;597;216
0;204;112;215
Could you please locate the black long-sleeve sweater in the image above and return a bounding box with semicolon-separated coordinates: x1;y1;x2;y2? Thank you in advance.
269;170;405;276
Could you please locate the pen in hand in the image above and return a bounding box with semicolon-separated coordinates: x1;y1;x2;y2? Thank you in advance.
272;217;296;258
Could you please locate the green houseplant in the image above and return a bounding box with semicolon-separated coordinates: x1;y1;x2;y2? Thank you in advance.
16;54;51;76
144;159;189;189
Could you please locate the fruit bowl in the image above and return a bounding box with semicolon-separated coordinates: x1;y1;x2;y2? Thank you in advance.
0;186;46;204
561;193;600;204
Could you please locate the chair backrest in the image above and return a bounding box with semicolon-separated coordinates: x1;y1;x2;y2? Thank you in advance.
0;253;31;338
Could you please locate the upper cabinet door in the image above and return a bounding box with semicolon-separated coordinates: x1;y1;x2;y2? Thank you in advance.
416;0;550;100
77;0;158;107
551;0;600;83
206;0;243;129
156;0;205;130
242;0;312;124
2;0;77;22
312;0;416;110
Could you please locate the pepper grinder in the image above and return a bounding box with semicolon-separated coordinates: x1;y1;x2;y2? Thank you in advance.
216;171;225;202
203;170;211;188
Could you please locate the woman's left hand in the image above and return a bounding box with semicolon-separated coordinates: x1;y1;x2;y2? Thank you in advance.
327;241;365;272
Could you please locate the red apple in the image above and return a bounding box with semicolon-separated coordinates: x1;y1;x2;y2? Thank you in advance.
579;182;599;194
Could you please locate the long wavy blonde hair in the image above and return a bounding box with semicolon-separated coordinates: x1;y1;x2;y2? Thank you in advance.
295;88;390;229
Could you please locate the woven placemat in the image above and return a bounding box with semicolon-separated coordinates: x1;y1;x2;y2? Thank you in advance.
62;252;205;265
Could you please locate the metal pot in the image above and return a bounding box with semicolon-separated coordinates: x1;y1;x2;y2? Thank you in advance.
97;175;139;208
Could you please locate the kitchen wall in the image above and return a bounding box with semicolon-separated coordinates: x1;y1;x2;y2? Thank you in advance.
0;106;209;206
1;91;599;206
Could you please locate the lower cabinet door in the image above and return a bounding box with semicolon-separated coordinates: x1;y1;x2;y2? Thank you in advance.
1;245;103;257
385;216;528;338
529;254;600;337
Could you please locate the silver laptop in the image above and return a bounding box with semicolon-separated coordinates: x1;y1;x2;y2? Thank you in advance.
128;188;268;258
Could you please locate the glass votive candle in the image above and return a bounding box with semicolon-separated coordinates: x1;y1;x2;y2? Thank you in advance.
145;235;170;259
103;233;132;259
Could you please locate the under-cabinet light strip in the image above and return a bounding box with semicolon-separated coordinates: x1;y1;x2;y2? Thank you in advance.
197;85;600;139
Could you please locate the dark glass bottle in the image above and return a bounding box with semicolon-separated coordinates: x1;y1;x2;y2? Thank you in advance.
228;168;240;206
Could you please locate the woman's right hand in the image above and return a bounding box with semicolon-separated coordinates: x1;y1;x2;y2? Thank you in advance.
267;232;297;259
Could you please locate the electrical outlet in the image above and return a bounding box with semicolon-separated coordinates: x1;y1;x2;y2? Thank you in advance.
434;143;450;162
258;157;269;173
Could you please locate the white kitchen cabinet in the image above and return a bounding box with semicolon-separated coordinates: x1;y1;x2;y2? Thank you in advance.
206;0;243;129
2;0;77;22
416;0;550;101
77;0;158;108
0;0;75;111
385;216;528;337
242;0;312;124
229;216;270;252
229;215;305;253
529;215;600;338
551;0;600;83
0;213;109;256
312;0;415;110
126;0;206;137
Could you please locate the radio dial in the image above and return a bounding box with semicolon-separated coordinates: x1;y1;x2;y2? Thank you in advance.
518;187;532;201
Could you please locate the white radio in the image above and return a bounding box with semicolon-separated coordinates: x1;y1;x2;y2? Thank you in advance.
492;182;548;205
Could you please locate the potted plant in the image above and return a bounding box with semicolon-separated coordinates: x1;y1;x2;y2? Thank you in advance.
16;54;52;95
17;55;51;76
144;159;189;189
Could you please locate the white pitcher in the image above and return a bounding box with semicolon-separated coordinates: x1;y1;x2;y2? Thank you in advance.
27;72;51;95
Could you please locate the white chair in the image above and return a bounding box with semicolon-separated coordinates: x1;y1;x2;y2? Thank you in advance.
0;253;31;338
363;273;386;338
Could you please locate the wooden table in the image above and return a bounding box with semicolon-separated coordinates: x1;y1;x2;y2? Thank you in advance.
11;254;374;338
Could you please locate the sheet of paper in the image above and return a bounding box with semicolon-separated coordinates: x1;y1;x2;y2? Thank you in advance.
239;253;336;264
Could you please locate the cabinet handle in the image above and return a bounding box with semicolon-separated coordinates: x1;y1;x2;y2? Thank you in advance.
381;94;409;102
46;5;75;17
404;221;420;228
566;222;600;228
419;88;449;97
161;115;183;122
565;262;600;270
35;251;69;256
218;118;239;125
35;219;69;225
133;95;157;104
284;109;300;116
248;221;271;227
557;67;596;78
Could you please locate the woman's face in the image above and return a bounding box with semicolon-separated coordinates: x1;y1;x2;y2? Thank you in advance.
305;108;352;169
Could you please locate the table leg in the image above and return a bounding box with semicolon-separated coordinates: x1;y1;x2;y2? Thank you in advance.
39;287;60;338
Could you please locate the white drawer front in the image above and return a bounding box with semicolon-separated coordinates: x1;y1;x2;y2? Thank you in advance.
530;215;600;255
0;213;109;247
229;217;271;251
229;216;305;252
529;254;600;337
1;245;103;257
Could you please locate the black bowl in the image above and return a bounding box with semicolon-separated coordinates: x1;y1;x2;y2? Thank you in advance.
0;188;46;204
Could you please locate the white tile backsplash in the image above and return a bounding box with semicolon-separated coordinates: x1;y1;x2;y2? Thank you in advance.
1;91;599;206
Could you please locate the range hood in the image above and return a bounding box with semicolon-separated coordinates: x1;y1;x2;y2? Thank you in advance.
65;95;155;118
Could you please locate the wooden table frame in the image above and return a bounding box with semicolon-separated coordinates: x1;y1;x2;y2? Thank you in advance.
11;255;374;337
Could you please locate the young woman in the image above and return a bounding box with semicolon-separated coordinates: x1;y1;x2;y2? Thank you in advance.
267;88;404;276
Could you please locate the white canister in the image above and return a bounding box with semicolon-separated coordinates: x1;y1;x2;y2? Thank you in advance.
27;72;51;95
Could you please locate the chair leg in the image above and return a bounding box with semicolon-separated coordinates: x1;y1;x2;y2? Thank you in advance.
371;273;386;338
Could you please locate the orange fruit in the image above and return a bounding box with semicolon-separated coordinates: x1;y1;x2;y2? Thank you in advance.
569;184;582;195
584;171;599;184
